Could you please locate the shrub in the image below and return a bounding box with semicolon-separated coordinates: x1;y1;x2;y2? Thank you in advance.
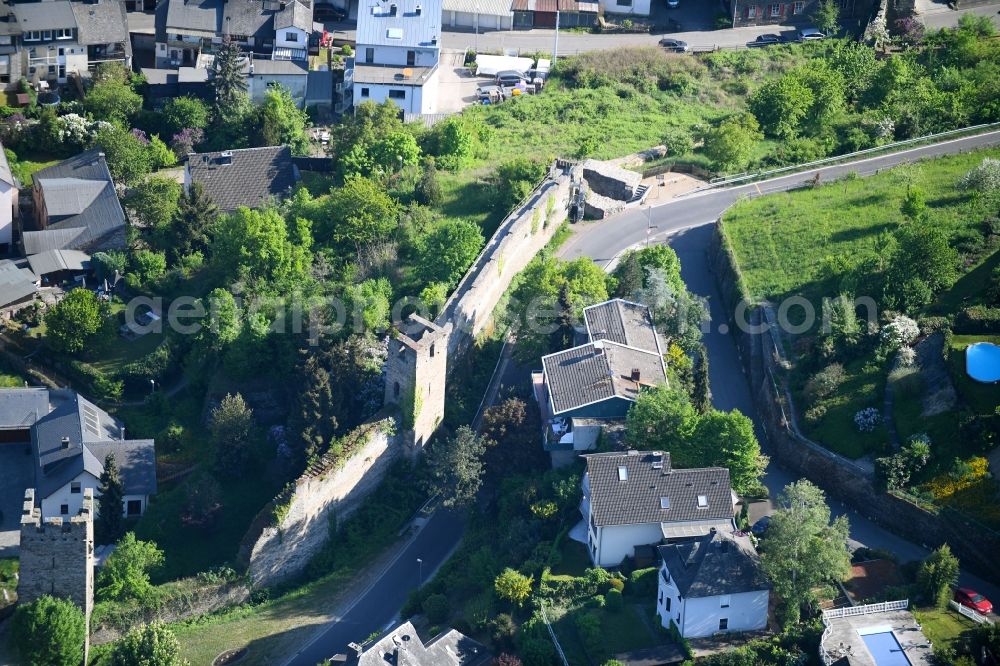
608;577;625;593
955;305;1000;334
881;315;920;349
888;366;923;400
589;594;606;608
492;613;517;648
575;611;603;654
422;593;450;624
661;128;693;156
11;596;86;666
854;407;882;433
804;404;828;426
896;345;917;367
628;567;658;597
958;157;1000;196
605;588;624;612
805;363;846;404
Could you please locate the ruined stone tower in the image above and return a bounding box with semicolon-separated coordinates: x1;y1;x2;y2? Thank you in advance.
18;487;95;660
384;314;450;452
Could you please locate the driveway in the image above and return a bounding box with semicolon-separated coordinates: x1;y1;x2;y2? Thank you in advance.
0;442;33;557
557;129;1000;602
435;49;485;114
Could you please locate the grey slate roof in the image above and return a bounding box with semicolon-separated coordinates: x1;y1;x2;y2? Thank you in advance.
26;149;126;256
584;299;662;355
244;57;307;75
0;388;157;499
354;621;490;666
223;0;275;41
275;0;312;31
0;260;38;308
657;530;769;598
585;451;734;527
13;1;76;32
187;145;298;212
26;249;90;277
542;339;666;415
71;0;129;45
356;0;442;49
305;69;333;103
166;0;223;36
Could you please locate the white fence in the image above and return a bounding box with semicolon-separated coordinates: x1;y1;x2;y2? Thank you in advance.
822;599;909;620
949;600;994;625
539;601;570;666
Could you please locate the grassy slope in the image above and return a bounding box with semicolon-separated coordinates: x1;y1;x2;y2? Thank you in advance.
721;149;1000;304
913;607;977;653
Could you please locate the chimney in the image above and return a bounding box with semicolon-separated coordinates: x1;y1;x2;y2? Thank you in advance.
593;339;604;355
415;3;421;13
389;2;397;14
630;368;641;381
61;436;70;449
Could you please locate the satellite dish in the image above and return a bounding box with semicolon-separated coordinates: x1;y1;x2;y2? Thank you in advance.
402;67;413;78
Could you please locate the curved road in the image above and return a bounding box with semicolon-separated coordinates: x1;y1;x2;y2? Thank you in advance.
281;131;1000;666
559;129;1000;600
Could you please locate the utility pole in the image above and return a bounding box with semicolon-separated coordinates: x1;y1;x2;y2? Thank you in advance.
552;9;560;66
475;4;480;53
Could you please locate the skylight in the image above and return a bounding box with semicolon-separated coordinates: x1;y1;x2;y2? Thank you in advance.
386;28;403;39
617;466;628;481
660;497;670;509
697;495;708;508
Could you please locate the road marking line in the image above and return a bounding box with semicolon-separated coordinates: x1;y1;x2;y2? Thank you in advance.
754;182;762;195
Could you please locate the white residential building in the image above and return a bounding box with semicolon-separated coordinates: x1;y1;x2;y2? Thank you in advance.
598;0;651;17
581;450;737;568
351;0;442;114
0;145;16;253
656;530;770;638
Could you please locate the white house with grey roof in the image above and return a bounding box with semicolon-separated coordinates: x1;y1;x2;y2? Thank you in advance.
581;450;736;567
657;529;770;638
0;388;156;521
351;0;442;114
157;0;223;67
339;620;490;665
273;0;312;60
0;141;17;254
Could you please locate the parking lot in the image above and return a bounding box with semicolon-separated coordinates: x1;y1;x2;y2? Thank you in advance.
0;442;33;557
435;49;483;114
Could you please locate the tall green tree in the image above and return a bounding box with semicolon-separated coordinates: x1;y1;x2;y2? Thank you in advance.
93;124;153;185
613;251;644;299
111;621;187;666
96;532;165;602
427;426;490;507
917;544;960;608
211;207;312;287
258;85;309;153
170;181;219;261
415;157;443;206
97;453;125;543
625;385;699;453
84;79;142;125
692;350;711;414
691;410;767;495
162;95;210;134
11;595;86;666
416;219;484;287
125;176;182;234
322;175;400;252
814;0;840;34
749;75;814;138
45;288;104;354
211;39;248;115
761;480;851;625
211;393;254;476
702;114;761;172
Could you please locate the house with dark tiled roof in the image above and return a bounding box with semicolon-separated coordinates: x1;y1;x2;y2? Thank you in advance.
533;298;667;457
656;529;770;638
25;149;126;257
185;145;299;213
581;450;736;567
0;387;156;521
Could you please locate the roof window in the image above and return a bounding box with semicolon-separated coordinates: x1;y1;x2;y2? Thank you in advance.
617;465;628;481
660;497;670;509
697;495;708;508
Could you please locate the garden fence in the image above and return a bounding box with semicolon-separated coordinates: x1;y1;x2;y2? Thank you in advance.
539;601;571;666
949;600;994;625
822;599;909;620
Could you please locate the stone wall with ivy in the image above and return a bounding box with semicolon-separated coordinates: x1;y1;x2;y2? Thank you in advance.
242;413;401;588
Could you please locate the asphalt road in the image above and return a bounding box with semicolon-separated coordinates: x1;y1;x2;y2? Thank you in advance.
558;129;1000;601
283;510;467;666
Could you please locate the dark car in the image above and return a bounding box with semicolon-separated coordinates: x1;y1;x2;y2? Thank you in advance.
659;38;689;53
751;516;771;535
495;70;527;86
747;33;782;47
313;3;347;21
955;588;993;615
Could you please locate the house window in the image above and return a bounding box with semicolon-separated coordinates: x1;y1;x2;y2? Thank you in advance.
793;1;803;12
48;65;55;75
43;30;52;40
406;50;415;66
429;343;435;357
285;31;299;41
665;596;671;611
719;618;729;631
364;47;374;63
618;0;633;6
360;87;370;97
24;31;41;42
58;65;65;79
720;594;731;608
746;5;757;17
71;482;81;494
127;500;142;516
60;504;69;515
770;2;781;15
659;591;663;604
394;381;400;398
388;89;405;99
56;28;72;39
58;47;64;56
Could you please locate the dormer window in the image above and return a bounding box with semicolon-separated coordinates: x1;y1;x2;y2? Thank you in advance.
24;31;41;42
55;28;72;40
697;495;708;508
42;30;51;40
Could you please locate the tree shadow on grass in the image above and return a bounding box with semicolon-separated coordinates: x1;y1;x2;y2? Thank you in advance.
828;222;896;244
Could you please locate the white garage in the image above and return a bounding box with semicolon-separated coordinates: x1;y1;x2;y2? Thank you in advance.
442;0;514;30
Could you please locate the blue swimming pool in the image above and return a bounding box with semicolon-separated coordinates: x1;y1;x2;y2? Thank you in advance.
967;342;1000;383
861;631;912;666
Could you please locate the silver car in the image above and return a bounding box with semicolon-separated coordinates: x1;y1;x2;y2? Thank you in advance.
797;27;826;40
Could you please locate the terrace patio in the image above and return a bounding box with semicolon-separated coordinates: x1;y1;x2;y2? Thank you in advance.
820;602;933;666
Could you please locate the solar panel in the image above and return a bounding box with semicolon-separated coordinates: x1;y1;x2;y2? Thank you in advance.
83;404;100;437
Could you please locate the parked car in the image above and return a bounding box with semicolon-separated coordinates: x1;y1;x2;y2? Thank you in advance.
797;27;826;41
955;588;993;615
659;38;689;52
747;33;782;47
666;0;680;8
495;70;527;86
751;516;771;535
314;4;347;21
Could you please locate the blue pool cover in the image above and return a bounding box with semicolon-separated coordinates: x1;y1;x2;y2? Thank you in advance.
967;342;1000;383
861;632;912;666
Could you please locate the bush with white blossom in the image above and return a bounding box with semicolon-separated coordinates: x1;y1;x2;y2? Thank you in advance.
881;315;920;350
854;407;881;433
958;158;1000;196
896;345;917;367
59;114;111;151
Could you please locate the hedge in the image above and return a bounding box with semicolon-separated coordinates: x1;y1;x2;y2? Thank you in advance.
955;306;1000;334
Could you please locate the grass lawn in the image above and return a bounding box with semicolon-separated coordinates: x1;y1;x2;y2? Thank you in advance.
552;602;660;665
85;330;164;376
912;606;977;653
549;539;592;579
9;155;62;186
720;148;1000;304
801;358;889;459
